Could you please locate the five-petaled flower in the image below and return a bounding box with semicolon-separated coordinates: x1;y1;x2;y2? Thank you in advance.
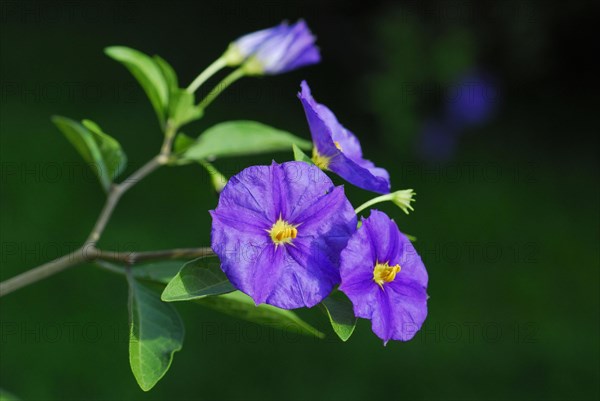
339;210;428;343
223;21;320;75
298;81;391;194
210;161;356;309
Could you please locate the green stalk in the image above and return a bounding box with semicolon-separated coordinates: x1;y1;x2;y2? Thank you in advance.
198;67;246;110
186;56;227;93
354;189;416;215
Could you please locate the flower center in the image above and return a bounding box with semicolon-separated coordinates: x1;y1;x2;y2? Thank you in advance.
311;148;331;169
373;261;401;288
268;217;298;245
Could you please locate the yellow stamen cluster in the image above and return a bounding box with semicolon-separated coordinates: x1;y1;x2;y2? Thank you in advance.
268;217;298;246
311;148;331;169
373;261;401;288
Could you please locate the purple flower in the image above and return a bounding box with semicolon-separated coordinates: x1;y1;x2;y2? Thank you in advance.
210;161;356;309
298;81;391;194
446;73;498;128
339;210;428;343
225;21;320;75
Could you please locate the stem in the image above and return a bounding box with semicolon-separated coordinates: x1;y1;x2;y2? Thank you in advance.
95;247;214;277
186;57;227;94
354;189;415;215
86;156;163;244
96;247;214;265
0;133;177;297
354;193;395;215
0;246;215;297
198;67;245;110
159;120;178;158
0;247;97;297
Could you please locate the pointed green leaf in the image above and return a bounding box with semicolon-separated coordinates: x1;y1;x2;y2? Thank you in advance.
173;132;195;154
105;46;169;125
181;121;312;161
81;119;127;179
196;291;324;338
199;161;228;193
321;291;357;341
168;89;203;129
292;143;313;164
52;116;126;191
95;260;185;285
162;257;234;302
153;55;178;93
133;261;185;284
128;277;184;391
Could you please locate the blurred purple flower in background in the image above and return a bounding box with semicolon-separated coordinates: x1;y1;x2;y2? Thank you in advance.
446;73;498;128
418;72;499;162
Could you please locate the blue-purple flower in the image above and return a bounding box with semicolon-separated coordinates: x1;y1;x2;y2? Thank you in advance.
298;81;391;194
339;210;428;343
446;73;497;128
210;161;356;309
224;21;320;75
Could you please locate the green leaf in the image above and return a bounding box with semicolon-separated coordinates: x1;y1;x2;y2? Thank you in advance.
196;291;324;338
168;89;203;129
173;132;195;154
321;291;357;341
128;277;184;391
105;46;169;125
162;257;235;302
52;116;126;191
292;143;313;164
95;260;185;284
81;119;127;178
133;261;185;284
153;55;178;93
181;121;312;161
199;161;228;193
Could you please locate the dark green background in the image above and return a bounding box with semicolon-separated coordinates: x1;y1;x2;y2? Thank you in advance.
1;1;598;400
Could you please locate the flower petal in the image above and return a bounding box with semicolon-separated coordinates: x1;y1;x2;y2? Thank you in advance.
233;22;289;58
274;161;334;221
298;81;391;194
328;154;391;194
339;210;429;342
251;244;284;305
298;81;339;157
384;279;428;341
220;164;279;222
265;239;339;308
211;161;356;309
253;20;320;74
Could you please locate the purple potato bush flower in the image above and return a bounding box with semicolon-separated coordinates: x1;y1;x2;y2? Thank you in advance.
339;210;428;343
224;21;320;75
298;81;391;194
210;161;356;309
